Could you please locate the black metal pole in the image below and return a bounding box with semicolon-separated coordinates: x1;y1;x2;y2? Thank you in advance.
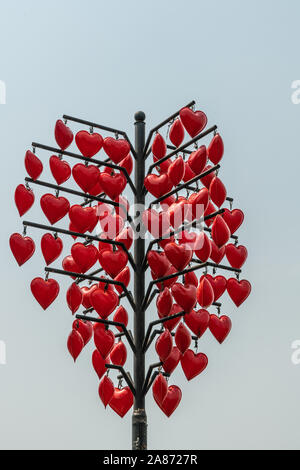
132;111;147;450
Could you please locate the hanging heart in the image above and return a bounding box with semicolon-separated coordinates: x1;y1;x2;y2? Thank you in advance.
66;282;83;314
115;227;134;251
144;174;173;198
196;277;215;308
163;346;182;374
152;133;167;159
184;271;198;287
100;214;125;239
71;242;98;273
91;288;119;319
109;387;134;418
147;251;171;279
24;150;43;180
183;161;196;183
211;215;231;248
225;244;248;269
209;177;227;208
155;329;173;361
99;249;128;278
94;324;115;358
113;306;129;332
152;373;168;405
188;146;207;175
72;319;93;346
103;137;131;164
155;267;178;291
142;209;171;238
41;233;63;266
209;315;232;344
168;156;185;186
174;323;191;354
30;277;59;310
210;240;226;264
88;180;103;196
98;375;114;408
178;230;198;250
163;304;183;331
194;232;212;262
49;155;71;185
181;349;208;381
9;233;35;266
203;274;227;301
15;184;35;217
155;385;182;417
157;288;173;318
164;242;193;271
81;284;98;309
204;201;217;227
222;208;244;235
201;165;216;189
67;329;84;361
110;341;127;366
92;349;110;379
227;278;251;307
75;130;103;157
207;133;224;164
55;120;73;150
168;199;189;229
40;194;70;225
179;107;207;137
189;188;209;220
169;119;185;147
171;283;197;313
119;153;133;176
153;154;172;174
184;309;210;338
114;267;131;294
69;205;98;233
62;255;81;279
99;171;127;200
72;163;100;193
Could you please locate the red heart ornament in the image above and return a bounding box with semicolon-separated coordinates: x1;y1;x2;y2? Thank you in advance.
72;163;100;193
99;249;128;278
188;146;207;175
204;201;217;227
144;174;173;198
69;205;98;233
109;387;133;418
67;329;84;361
163;304;183;331
164;242;192;271
181;349;208;381
168;199;189;229
203;274;227;301
175;323;191;354
15;184;35;217
225;244;248;269
41;233;63;266
110;341;127;366
152;133;167;159
171;283;197;313
185;309;210;338
208;133;224;164
209;177;227;208
113;306;128;332
183;161;196;183
157;288;173;318
94;324;115;358
55;120;73;150
168;156;185;186
154;154;172;174
163;347;182;374
25;150;43;180
30;277;59;310
115;227;134;251
92;349;109;379
81;284;98;309
114;267;130;294
210;240;226;264
180;107;207;137
155;385;182;417
184;271;198;287
66;282;82;314
178;230;198;250
211;215;231;248
222;208;244;235
142;209;171;238
49;155;71;185
209;315;232;344
9;233;35;266
227;278;251;307
100;213;125;239
75;130;103;157
99;171;127;200
169;119;185;147
62;255;81;279
155;329;173;361
190;188;209;220
103;137;130;164
195;232;212;262
152;373;168;405
119;153;133;176
201;165;216;189
72;319;93;345
147;251;171;279
91;288;119;319
71;242;98;273
154;266;178;291
40;194;70;225
196;277;215;308
99;375;114;408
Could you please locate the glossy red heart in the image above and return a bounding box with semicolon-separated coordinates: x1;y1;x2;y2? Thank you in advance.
164;242;192;271
99;249;128;278
222;208;244;234
114;267;130;294
175;323;191;354
49;155;71;185
163;304;183;331
210;240;226;264
72;163;100;193
15;184;35;217
71;242;98;273
188;146;207;175
67;329;84;361
99;171;127;200
183;161;196;183
142;209;171;238
41;233;63;266
227;278;251;307
209;315;232;344
94;324;115;358
181;349;208;381
203;274;227;301
75;130;103;157
103;137;131;164
40;194;70;225
30;277;59;310
152;373;168;405
144;174;173;198
99;375;114;408
168;199;188;229
204;201;217;227
113;306;128;332
91;288;119;319
208;133;224;164
155;385;182;417
109;387;133;417
226;244;248;269
155;329;173;361
169;119;185;147
115;227;134;251
72;319;93;345
185;309;210;338
184;271;198;287
154;154;172;174
190;188;209;220
55;120;73;150
81;284;98;309
110;341;127;366
152;133;167;159
69;205;98;233
100;214;125;239
157;288;173;318
196;277;215;308
147;251;171;279
62;255;81;279
180;107;207;137
25;150;43;180
9;233;35;266
201;165;216;189
195;232;212;262
178;230;197;250
211;215;231;248
168;156;185;186
155;267;178;291
88;180;103;196
66;282;82;314
209;177;227;208
119;153;133;176
171;283;197;313
163;347;182;374
92;349;109;379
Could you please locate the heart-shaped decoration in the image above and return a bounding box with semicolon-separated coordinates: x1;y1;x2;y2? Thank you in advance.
227;278;251;307
168;156;185;186
91;288;119;319
88;180;103;196
41;233;63;266
25;150;43;180
175;323;191;354
171;283;197;313
9;233;35;266
99;376;114;408
72;319;93;345
168;199;189;229
157;288;173;318
62;255;81;279
72;163;100;193
194;232;212;262
114;267;130;294
225;244;248;269
155;329;173;361
178;230;197;250
69;205;98;233
154;154;172;174
15;184;35;217
99;171;127;200
30;277;59;310
190;188;209;220
183;161;196;183
163;347;182;374
100;213;125;239
110;341;127;366
204;201;217;227
109;387;134;418
155;385;182;417
75;130;103;157
49;155;71;185
67;329;84;361
147;251;171;279
55;120;73;150
103;137;131;164
164;242;192;271
152;133;167;159
99;249;128;278
209;177;227;208
154;266;178;290
222;208;244;235
113;306;128;332
40;194;70;225
203;274;227;301
188;146;207;175
115;227;134;251
211;215;231;248
180;107;207;137
169;119;185;147
144;174;173;199
209;315;232;344
210;240;226;264
92;349;110;379
66;282;83;314
152;373;168;405
81;284;98;309
201;165;216;189
119;153;133;176
196;277;215;308
94;324;115;358
184;271;198;287
163;304;183;331
184;309;210;338
181;349;208;381
142;209;171;238
207;133;224;164
71;242;98;273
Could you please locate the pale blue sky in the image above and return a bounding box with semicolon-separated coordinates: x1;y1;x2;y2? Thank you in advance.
1;0;300;450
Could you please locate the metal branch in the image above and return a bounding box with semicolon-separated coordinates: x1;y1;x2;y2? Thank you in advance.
105;364;136;396
166;144;192;155
142;311;185;353
145;289;160;311
142;362;163;395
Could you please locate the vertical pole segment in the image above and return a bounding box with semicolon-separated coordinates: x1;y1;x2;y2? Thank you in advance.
132;111;147;450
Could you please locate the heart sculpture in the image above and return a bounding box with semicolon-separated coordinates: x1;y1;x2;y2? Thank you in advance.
142;209;171;238
188;146;207;175
185;309;210;338
147;251;171;279
40;194;70;225
144;174;173;198
109;387;133;418
183;161;196;183
99;249;128;278
110;341;127;366
66;282;83;314
94;324;115;358
152;373;168;405
49;155;71;185
184;271;198;287
155;329;173;362
113;306;129;332
207;133;224;164
92;349;110;379
153;154;172;174
91;288;119;319
81;284;98;309
204;201;217;227
209;315;232;344
25;150;43;180
164;242;192;271
72;319;93;346
179;107;207;137
211;215;231;248
163;304;183;332
119;153;133;176
168;156;185;186
190;188;210;220
41;233;63;266
30;277;59;310
163;347;182;374
210;240;226;264
204;274;227;301
227;278;251;307
9;233;35;266
15;184;35;217
169;119;185;147
155;385;182;417
72;163;100;193
195;232;212;262
154;266;178;290
222;208;244;234
168;199;189;229
55;120;73;150
99;171;127;200
157;288;173;318
75;130;103;157
114;267;131;294
201;165;216;189
152;133;167;159
62;255;81;279
69;205;98;233
175;323;191;354
226;244;248;269
99;376;114;408
171;283;197;313
181;350;208;381
71;242;98;273
103;137;130;164
209;177;227;208
197;277;215;308
67;329;84;362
